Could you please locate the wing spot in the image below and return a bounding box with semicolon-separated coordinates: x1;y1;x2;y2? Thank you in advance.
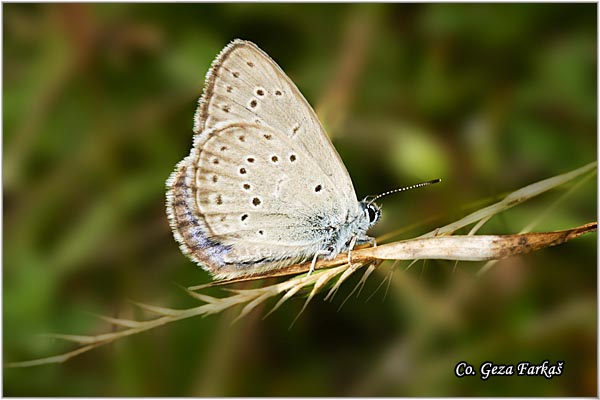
292;123;300;135
216;194;223;205
220;146;228;152
241;214;248;222
212;158;219;165
263;133;272;140
246;157;255;163
212;175;218;183
255;88;265;97
238;135;245;142
222;104;230;113
289;154;297;162
239;167;247;175
252;197;261;206
315;184;323;192
249;99;258;108
258;230;264;235
271;155;279;163
246;61;254;67
226;85;233;93
220;216;226;222
232;71;240;78
275;89;283;96
243;183;251;190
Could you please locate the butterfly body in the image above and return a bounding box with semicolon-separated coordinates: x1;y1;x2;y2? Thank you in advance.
166;40;380;279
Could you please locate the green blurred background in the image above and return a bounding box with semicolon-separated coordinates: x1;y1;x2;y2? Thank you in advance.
3;3;597;396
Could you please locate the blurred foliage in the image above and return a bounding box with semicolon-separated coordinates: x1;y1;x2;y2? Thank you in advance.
3;3;596;396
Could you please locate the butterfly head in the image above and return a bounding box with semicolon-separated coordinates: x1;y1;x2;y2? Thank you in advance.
359;200;382;228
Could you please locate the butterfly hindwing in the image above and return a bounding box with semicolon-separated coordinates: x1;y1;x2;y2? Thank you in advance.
168;123;347;277
197;123;341;239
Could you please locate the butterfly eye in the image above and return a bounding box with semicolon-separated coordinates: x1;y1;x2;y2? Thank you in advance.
366;204;379;223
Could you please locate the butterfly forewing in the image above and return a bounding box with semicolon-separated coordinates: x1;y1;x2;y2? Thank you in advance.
194;40;357;206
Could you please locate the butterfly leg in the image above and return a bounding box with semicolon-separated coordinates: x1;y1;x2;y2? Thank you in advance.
348;235;378;266
347;236;358;266
308;250;329;276
357;234;376;246
367;236;377;247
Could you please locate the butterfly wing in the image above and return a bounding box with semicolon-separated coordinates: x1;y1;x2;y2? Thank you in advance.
168;123;348;279
194;39;357;207
167;40;364;279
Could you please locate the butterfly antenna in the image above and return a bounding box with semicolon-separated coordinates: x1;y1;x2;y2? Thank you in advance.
366;178;441;206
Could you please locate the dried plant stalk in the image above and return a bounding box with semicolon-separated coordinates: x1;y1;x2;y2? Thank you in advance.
6;162;596;368
361;223;596;261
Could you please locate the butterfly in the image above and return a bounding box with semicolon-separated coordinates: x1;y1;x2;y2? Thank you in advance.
166;39;381;280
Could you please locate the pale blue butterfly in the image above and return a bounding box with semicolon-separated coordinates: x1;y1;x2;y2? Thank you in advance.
166;40;437;280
